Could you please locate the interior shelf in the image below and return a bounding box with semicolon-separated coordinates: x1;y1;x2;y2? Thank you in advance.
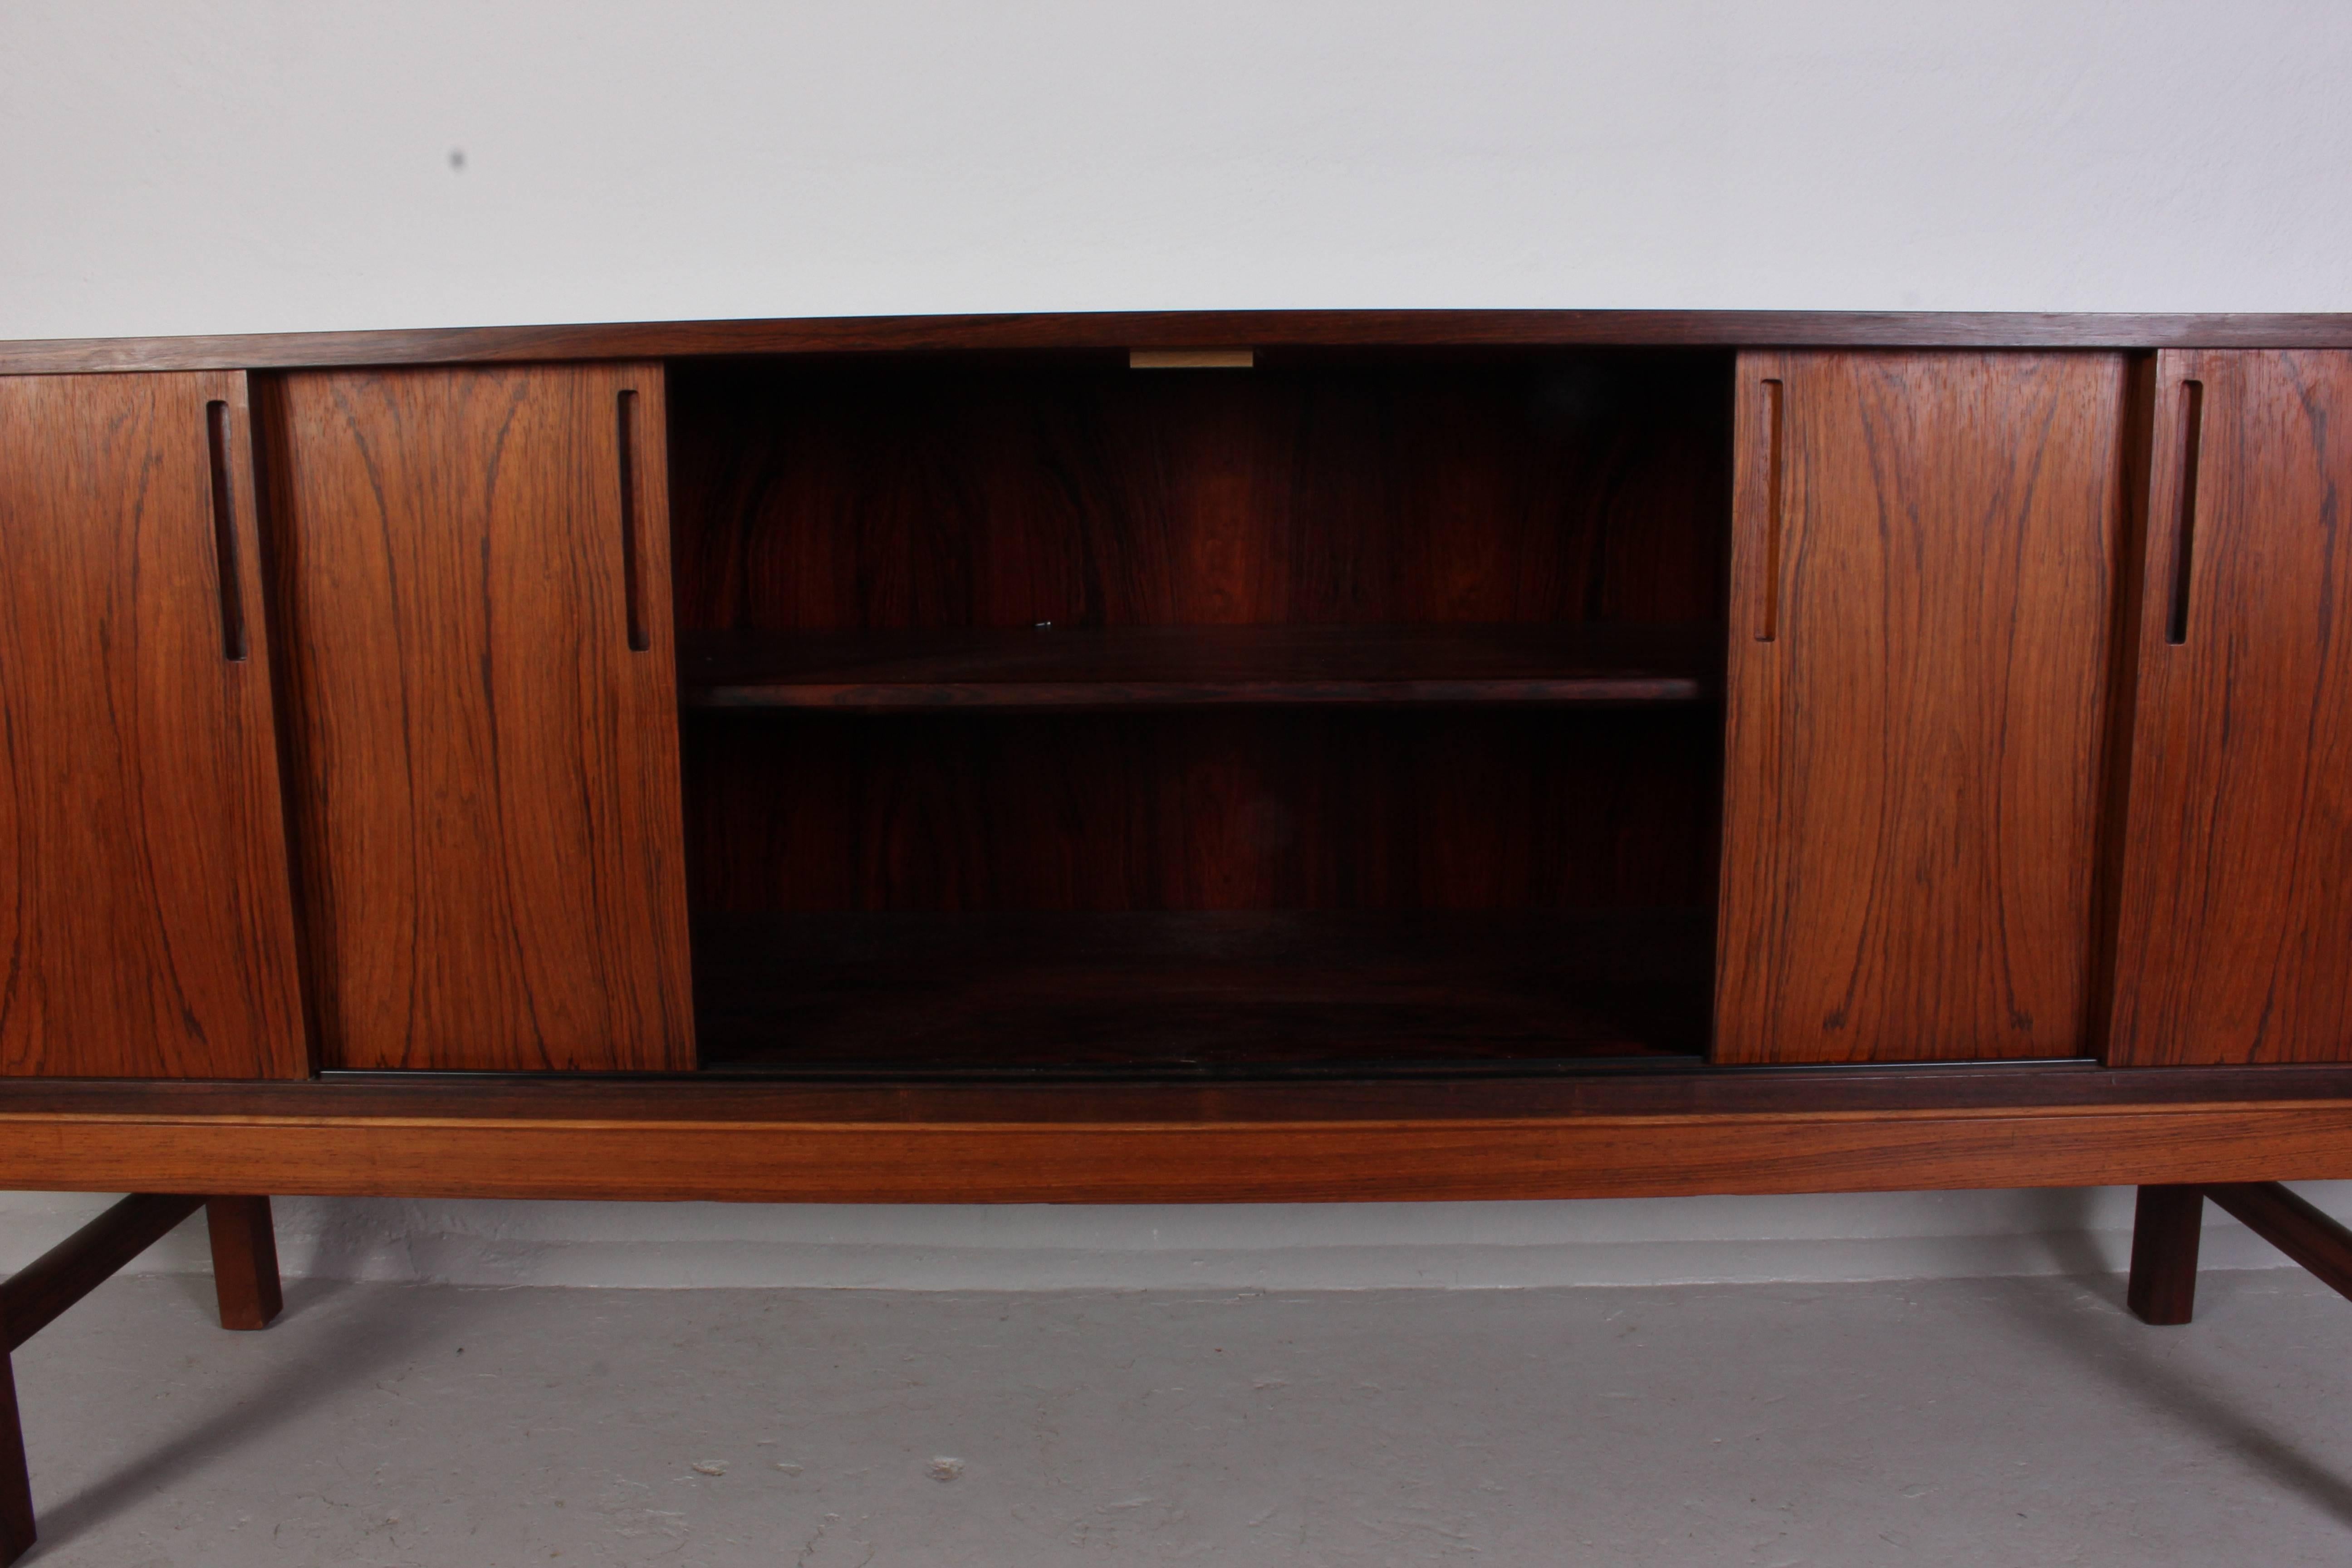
694;908;1711;1077
677;622;1718;712
669;354;1731;1084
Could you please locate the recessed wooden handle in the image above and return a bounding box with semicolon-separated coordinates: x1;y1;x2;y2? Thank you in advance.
2164;380;2205;647
1758;378;1785;643
616;389;650;653
203;400;248;661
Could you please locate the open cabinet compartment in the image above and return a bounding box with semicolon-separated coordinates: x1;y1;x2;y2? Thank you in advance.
665;348;1733;1078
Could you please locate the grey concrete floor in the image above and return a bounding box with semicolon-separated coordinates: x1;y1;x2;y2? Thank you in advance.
12;1269;2352;1566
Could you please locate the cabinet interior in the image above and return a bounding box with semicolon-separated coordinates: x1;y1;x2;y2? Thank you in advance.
663;348;1734;1078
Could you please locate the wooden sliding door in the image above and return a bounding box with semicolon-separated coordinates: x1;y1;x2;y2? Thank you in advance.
269;364;694;1071
1715;352;2132;1063
2108;351;2352;1064
0;372;306;1078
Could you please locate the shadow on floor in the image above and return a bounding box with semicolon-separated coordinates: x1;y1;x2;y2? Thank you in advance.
2003;1203;2352;1531
24;1278;473;1558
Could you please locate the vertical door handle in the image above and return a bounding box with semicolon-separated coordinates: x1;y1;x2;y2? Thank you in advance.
1757;377;1786;642
204;400;249;661
2164;380;2205;646
616;388;651;653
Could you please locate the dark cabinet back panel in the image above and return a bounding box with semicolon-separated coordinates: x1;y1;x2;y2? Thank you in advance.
669;350;1731;914
666;352;1730;633
687;707;1720;915
667;351;1731;1075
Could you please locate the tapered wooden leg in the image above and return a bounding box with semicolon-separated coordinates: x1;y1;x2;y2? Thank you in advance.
205;1197;282;1331
2127;1184;2205;1325
0;1352;32;1566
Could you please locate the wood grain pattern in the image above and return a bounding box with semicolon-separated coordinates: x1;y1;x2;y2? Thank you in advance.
680;623;1715;710
265;364;694;1072
5;312;2352;377
2107;352;2352;1064
6;1086;2352;1203
0;372;307;1078
668;353;1729;634
2126;1184;2204;1325
203;1196;282;1330
1716;352;2131;1063
688;708;1721;914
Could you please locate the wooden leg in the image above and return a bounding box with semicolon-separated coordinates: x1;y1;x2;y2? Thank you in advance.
2127;1184;2205;1325
0;1352;30;1567
2206;1181;2352;1302
2;1194;202;1353
205;1197;283;1331
0;1192;208;1562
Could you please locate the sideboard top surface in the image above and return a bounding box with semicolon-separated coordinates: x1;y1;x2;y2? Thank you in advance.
5;311;2352;376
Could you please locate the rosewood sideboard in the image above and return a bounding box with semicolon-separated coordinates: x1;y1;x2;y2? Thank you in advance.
5;309;2352;1557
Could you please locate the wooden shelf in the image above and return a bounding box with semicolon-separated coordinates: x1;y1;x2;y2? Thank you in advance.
678;623;1717;712
694;908;1710;1077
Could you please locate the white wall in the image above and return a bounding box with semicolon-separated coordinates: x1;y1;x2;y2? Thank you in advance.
5;0;2349;1289
0;1187;2344;1292
7;0;2352;341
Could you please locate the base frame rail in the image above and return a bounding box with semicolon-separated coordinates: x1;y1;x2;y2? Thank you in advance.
2127;1180;2352;1327
0;1194;280;1566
